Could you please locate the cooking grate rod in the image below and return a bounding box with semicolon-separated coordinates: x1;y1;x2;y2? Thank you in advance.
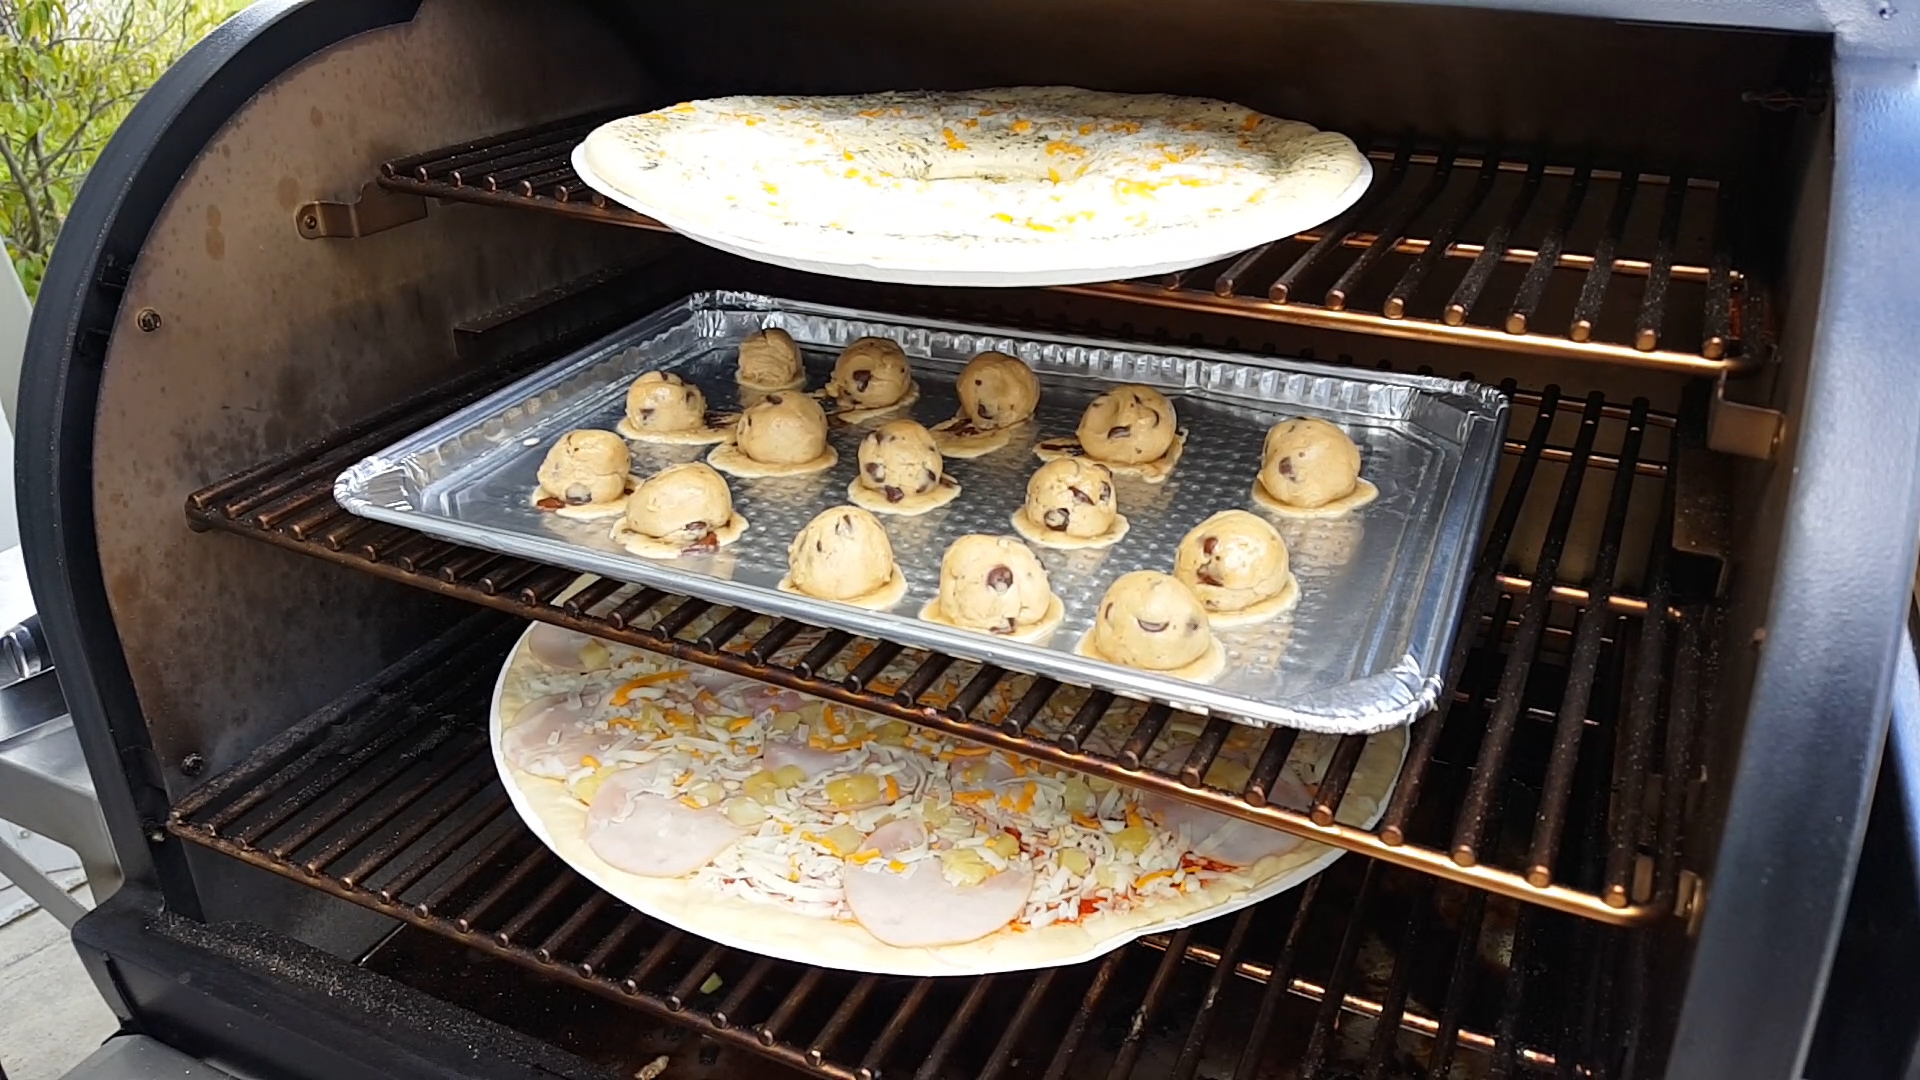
373;120;1750;374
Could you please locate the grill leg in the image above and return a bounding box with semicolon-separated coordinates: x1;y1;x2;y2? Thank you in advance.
0;829;87;928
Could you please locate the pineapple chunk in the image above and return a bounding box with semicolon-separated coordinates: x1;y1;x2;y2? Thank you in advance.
579;640;612;670
1087;775;1116;794
984;832;1020;859
770;711;802;734
570;769;614;804
1114;824;1153;856
772;764;807;789
686;780;726;808
1205;760;1252;793
723;798;769;827
742;770;780;804
939;847;993;887
1058;848;1093;876
817;823;865;856
875;719;912;744
922;803;952;828
826;774;882;808
1093;862;1129;890
1062;777;1094;815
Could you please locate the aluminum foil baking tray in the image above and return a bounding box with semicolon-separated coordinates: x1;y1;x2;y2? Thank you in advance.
336;291;1507;733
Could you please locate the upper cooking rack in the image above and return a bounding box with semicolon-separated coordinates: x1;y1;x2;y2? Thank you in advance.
374;112;1748;375
186;348;1698;927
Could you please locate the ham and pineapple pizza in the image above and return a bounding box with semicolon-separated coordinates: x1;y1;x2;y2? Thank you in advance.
494;611;1404;975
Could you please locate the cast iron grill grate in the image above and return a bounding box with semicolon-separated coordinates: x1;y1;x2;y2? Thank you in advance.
169;614;1639;1080
372;115;1749;375
184;362;1700;926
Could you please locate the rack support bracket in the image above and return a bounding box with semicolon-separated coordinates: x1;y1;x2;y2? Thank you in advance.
296;182;427;240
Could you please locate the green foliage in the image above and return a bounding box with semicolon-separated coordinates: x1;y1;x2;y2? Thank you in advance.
1;0;250;298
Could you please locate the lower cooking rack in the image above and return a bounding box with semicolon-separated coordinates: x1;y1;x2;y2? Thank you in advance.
170;613;1643;1080
186;361;1699;928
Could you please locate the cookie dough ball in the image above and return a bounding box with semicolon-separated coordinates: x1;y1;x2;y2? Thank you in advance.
956;351;1041;429
827;337;913;408
935;535;1055;634
737;328;804;389
735;391;830;466
787;506;898;602
1259;417;1362;508
1174;510;1291;613
625;371;707;435
1089;571;1214;672
857;420;945;503
1076;385;1177;465
624;463;733;540
537;429;629;506
1024;458;1118;540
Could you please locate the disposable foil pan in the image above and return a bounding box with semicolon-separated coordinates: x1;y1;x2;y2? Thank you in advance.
336;291;1507;733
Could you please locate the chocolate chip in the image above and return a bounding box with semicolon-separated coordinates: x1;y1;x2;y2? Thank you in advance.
1068;485;1093;505
922;467;939;492
1107;425;1131;440
852;369;873;392
883;485;905;503
815;540;825;552
1103;603;1114;620
684;520;708;533
536;496;564;510
992;617;1018;635
1187;619;1201;632
1142;405;1162;427
767;394;784;405
684;530;720;555
640;407;655;420
1043;507;1070;531
564;484;594;506
835;513;856;535
975;401;994;420
1136;618;1169;633
1198;566;1224;587
1201;536;1218;555
1278;456;1296;479
986;565;1014;591
865;461;885;480
1100;481;1113;501
684;388;697;402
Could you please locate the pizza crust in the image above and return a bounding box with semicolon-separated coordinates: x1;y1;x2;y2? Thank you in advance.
609;512;750;559
1202;572;1299;628
1075;628;1227;684
707;440;839;478
1010;506;1131;550
919;592;1066;644
846;475;962;517
1034;431;1186;484
1251;477;1379;519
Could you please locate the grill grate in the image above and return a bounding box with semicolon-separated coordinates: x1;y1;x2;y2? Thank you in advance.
170;614;1635;1080
375;117;1749;375
185;366;1699;926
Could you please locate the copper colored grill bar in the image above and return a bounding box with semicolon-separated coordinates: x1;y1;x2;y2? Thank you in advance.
376;123;1748;375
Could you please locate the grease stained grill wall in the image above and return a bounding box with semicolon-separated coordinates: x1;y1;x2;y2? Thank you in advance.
175;109;1727;1080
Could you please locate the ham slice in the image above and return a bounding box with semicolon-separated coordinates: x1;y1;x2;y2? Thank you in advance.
842;821;1033;948
501;694;617;779
763;738;861;780
527;623;615;672
1140;777;1311;868
586;770;745;877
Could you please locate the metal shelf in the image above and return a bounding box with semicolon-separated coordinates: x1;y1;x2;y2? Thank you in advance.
372;118;1750;376
170;615;1636;1080
185;356;1699;926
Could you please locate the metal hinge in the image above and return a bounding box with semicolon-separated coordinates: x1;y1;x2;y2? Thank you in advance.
296;181;427;239
1708;372;1783;460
